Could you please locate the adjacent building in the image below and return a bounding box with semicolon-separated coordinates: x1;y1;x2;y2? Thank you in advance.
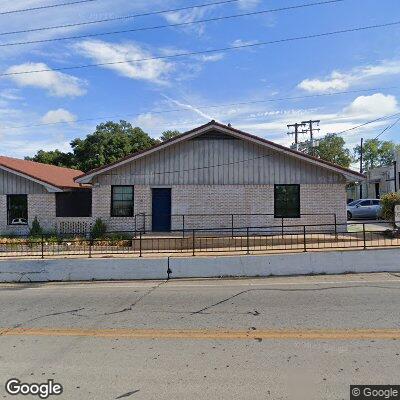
347;150;400;201
0;156;91;235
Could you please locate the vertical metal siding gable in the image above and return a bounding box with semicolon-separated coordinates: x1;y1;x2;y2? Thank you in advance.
92;135;345;185
0;168;47;194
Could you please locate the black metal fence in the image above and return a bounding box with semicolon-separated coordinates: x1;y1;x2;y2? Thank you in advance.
134;212;338;236
0;221;399;259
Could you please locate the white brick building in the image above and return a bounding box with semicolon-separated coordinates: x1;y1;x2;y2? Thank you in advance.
76;121;365;233
0;121;365;236
0;157;91;236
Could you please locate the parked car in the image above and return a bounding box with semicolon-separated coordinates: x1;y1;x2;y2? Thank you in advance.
347;199;382;220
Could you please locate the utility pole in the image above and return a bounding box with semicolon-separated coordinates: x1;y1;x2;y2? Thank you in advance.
287;122;306;151
359;137;364;199
302;120;320;156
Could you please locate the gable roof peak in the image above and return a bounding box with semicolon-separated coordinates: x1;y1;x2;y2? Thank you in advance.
75;121;365;183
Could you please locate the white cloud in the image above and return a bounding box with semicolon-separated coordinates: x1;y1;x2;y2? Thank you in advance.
41;108;77;124
298;72;349;92
344;93;398;118
195;53;224;62
231;39;259;48
4;63;86;97
163;7;208;35
298;60;400;93
0;88;22;101
237;0;261;9
74;40;173;84
163;8;206;24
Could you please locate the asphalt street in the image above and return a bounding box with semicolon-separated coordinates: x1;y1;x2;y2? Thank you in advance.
1;272;400;399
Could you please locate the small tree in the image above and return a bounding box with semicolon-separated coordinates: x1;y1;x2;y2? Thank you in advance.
381;192;400;225
29;217;43;237
160;130;181;142
91;218;107;238
295;134;353;168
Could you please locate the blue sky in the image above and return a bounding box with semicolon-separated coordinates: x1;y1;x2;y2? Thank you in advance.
0;0;399;162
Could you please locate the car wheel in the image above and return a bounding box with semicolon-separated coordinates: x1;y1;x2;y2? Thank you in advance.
347;211;352;220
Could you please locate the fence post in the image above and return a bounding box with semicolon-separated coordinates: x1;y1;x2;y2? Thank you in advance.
182;215;185;238
281;218;284;238
41;234;44;259
363;223;367;249
192;229;195;256
303;225;307;252
334;213;338;240
143;213;146;234
246;227;250;255
139;231;142;257
231;214;234;238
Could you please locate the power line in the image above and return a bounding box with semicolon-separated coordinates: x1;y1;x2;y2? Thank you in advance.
374;115;400;139
0;0;242;36
0;0;345;47
2;20;399;77
333;112;400;136
2;86;398;131
0;0;98;16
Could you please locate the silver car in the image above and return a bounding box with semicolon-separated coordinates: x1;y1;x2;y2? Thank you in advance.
347;199;382;220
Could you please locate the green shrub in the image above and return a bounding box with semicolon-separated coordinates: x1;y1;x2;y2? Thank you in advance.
381;192;400;222
91;218;107;238
29;216;43;237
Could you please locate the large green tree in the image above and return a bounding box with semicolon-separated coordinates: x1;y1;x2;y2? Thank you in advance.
27;120;158;172
26;149;75;168
354;138;400;171
295;133;353;168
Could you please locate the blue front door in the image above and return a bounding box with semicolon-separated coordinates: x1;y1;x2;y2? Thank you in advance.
152;188;172;232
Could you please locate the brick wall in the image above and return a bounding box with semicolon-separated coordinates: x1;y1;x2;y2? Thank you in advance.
171;184;346;231
90;183;346;233
1;184;346;235
0;193;56;235
91;185;151;232
28;193;56;231
0;193;94;236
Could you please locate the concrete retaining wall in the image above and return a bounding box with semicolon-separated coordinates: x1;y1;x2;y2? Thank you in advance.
0;258;168;282
170;249;400;278
0;248;399;282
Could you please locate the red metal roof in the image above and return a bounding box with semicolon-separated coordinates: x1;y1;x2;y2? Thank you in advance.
0;156;85;190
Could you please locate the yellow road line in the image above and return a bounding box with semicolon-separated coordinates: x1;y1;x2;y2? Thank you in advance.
1;328;400;340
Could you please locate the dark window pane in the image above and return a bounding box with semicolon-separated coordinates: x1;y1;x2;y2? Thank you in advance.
359;200;371;206
113;186;133;195
7;194;28;225
56;191;92;217
111;186;134;217
112;193;124;201
274;185;300;218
